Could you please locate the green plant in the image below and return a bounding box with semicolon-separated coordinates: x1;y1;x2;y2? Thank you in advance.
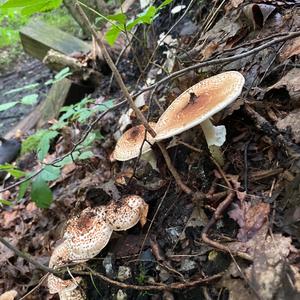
0;67;71;113
82;0;174;45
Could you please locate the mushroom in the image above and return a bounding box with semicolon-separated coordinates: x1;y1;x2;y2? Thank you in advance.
105;195;149;231
154;71;245;164
64;207;113;261
47;242;82;297
110;122;158;170
48;195;149;299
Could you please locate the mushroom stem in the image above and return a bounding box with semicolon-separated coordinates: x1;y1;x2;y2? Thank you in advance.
200;119;226;166
141;150;158;171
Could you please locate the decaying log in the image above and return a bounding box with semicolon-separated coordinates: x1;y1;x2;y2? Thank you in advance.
43;49;102;85
20;21;91;62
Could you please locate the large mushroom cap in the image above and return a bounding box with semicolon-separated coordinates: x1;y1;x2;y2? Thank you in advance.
64;207;113;261
105;195;149;231
111;122;157;161
155;71;245;141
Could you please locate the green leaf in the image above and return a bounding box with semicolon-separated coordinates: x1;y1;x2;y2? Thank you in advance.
1;0;63;15
40;165;60;181
107;13;127;24
105;25;122;46
31;177;52;208
78;151;93;160
45;67;71;85
4;83;39;95
20;94;38;105
0;199;12;206
54;67;71;80
0;101;18;112
158;0;174;10
37;130;59;161
97;99;114;111
21;129;48;155
18;180;30;201
8;168;26;179
0;164;15;170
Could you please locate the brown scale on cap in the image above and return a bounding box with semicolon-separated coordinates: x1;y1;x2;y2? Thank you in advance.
105;195;149;231
48;195;149;299
155;71;245;141
64;207;112;261
111;122;157;161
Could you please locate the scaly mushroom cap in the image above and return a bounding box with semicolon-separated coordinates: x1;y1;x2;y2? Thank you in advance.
105;195;149;231
49;242;70;269
155;71;245;141
111;122;157;161
64;207;113;261
59;287;86;300
48;274;81;294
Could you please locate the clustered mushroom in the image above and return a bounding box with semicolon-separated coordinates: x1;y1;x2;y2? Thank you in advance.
48;195;148;300
111;71;245;166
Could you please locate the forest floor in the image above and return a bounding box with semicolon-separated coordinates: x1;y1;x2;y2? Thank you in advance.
0;1;300;300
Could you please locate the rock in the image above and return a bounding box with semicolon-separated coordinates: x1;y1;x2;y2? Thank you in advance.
116;289;127;300
179;258;197;272
117;266;132;281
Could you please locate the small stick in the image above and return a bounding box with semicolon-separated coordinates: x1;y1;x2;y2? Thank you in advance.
75;2;192;194
201;191;252;261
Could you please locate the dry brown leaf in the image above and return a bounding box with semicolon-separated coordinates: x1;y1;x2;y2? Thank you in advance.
0;290;18;300
201;41;218;60
228;202;270;242
247;234;292;300
230;0;244;8
267;68;300;102
243;4;276;29
280;36;300;61
276;108;300;143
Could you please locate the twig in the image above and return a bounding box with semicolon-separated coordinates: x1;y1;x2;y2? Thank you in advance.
0;235;222;292
0;100;127;193
201;191;252;261
133;31;300;99
76;267;223;291
75;2;155;137
75;2;192;194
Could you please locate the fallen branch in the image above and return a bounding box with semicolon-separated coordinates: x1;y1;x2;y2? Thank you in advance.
0;235;222;292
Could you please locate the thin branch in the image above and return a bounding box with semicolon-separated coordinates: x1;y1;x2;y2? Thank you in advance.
75;1;156;137
75;2;192;194
133;31;300;99
76;267;223;291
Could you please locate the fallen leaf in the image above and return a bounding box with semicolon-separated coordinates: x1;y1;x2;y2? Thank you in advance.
230;0;244;8
243;4;276;29
280;36;300;61
276;109;300;143
228;202;270;242
267;68;300;102
247;234;292;300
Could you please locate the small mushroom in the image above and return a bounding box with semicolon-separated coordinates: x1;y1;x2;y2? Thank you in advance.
48;274;81;295
105;195;149;231
111;122;158;170
154;71;245;164
64;207;113;261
